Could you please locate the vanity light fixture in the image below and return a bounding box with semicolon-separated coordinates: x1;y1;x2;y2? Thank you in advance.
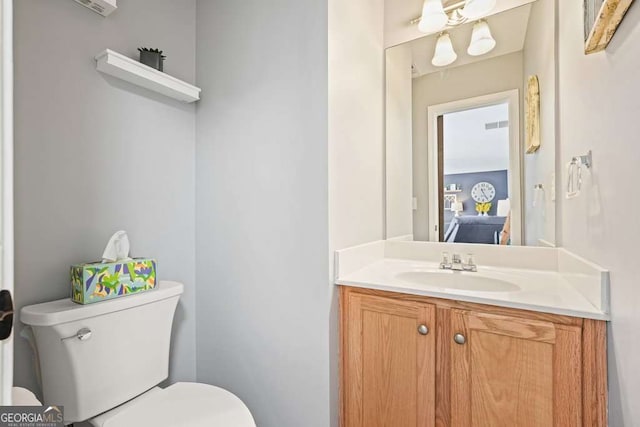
414;0;498;67
413;0;497;34
459;0;497;19
418;0;449;33
431;19;497;67
432;32;458;67
467;20;496;56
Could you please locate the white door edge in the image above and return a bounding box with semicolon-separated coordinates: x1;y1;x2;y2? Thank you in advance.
1;0;14;405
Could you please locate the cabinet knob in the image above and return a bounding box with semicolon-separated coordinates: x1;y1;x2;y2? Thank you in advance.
417;324;429;336
453;333;466;345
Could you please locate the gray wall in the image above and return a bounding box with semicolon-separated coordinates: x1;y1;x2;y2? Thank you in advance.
195;1;330;427
14;0;197;397
557;1;640;424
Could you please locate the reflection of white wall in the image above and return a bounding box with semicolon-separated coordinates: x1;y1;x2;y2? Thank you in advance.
443;103;510;175
386;44;414;239
523;0;556;247
412;52;523;240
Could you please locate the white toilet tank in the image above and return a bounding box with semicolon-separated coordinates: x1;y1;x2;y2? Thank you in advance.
21;281;184;424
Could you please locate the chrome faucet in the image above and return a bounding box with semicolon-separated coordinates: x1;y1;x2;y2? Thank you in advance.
451;254;464;271
440;252;477;272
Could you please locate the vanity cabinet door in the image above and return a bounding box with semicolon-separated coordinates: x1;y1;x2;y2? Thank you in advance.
342;292;436;427
449;310;582;427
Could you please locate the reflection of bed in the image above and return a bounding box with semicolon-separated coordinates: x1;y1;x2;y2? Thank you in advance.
444;216;507;244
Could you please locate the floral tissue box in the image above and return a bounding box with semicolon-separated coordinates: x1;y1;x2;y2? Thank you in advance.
71;259;157;304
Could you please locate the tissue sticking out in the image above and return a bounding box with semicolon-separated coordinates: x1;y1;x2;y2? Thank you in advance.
102;231;131;263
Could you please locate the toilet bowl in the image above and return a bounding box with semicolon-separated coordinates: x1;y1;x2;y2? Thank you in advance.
21;281;255;426
12;387;41;406
90;383;254;427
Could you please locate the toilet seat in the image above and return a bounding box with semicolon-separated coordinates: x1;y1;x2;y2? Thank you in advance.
89;382;256;427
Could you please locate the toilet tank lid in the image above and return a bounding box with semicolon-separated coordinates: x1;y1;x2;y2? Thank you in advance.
20;281;184;327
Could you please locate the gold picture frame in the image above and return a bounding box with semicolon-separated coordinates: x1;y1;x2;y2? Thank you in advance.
525;75;540;154
585;0;635;54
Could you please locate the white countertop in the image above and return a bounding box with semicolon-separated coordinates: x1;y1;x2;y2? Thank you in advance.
335;241;610;321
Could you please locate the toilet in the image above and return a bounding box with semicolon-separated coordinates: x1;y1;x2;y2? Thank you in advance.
21;281;255;427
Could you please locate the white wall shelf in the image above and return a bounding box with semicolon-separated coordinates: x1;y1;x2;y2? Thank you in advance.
95;49;201;103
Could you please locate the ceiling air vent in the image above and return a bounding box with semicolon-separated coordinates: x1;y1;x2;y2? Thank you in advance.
73;0;117;17
485;120;509;130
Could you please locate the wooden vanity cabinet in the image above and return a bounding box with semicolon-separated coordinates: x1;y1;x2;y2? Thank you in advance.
341;291;437;427
449;310;581;427
340;287;608;427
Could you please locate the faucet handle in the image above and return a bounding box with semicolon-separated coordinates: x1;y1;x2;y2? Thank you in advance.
466;253;475;266
440;252;451;269
463;253;477;272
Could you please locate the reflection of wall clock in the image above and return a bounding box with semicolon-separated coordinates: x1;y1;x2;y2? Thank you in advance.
471;182;496;203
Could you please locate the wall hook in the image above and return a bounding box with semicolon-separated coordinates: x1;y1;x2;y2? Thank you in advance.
572;150;592;169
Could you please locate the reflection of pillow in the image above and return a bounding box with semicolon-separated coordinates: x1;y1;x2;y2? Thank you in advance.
497;199;511;217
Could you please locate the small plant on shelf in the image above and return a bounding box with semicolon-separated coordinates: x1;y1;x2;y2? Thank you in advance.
138;47;166;72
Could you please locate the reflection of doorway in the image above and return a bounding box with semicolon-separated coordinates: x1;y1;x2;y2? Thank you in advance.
428;90;521;245
439;103;510;240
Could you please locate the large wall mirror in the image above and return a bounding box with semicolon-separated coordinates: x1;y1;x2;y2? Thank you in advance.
385;0;556;247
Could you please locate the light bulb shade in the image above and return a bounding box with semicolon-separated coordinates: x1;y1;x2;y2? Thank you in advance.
432;33;457;67
452;202;464;212
460;0;497;19
467;20;496;56
418;0;448;33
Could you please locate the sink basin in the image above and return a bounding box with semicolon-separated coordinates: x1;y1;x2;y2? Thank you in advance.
395;271;520;293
